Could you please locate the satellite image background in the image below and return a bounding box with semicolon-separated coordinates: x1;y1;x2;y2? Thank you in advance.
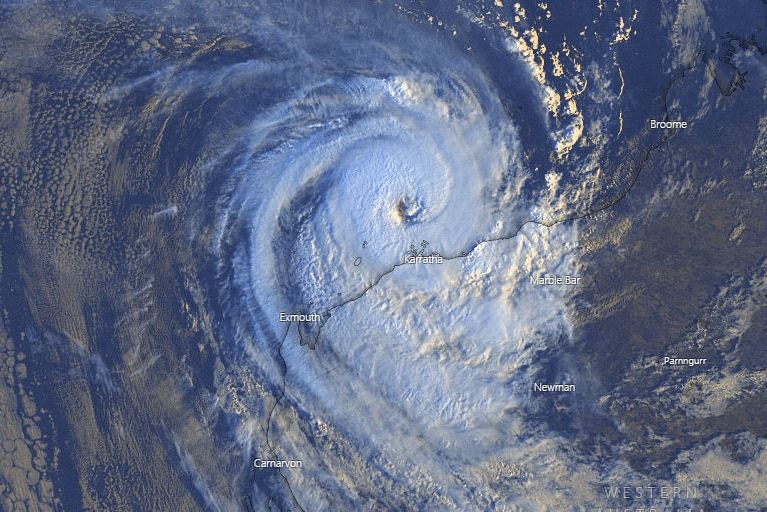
2;0;767;510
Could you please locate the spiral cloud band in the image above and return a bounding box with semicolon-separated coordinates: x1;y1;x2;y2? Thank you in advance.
8;0;767;510
188;6;584;510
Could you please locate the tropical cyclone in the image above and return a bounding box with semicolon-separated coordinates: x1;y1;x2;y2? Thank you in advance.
201;3;584;509
4;0;767;510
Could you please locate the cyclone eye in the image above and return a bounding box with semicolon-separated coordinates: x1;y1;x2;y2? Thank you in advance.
394;194;423;224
